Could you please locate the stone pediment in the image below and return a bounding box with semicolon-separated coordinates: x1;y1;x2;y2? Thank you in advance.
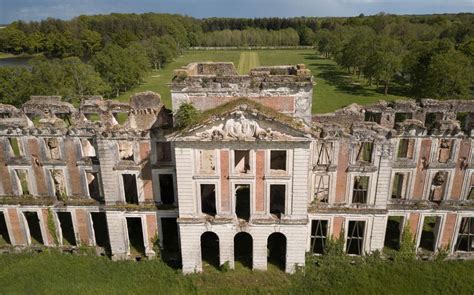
172;110;311;142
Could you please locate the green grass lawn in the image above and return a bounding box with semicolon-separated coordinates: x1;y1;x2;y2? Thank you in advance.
117;49;408;114
0;52;15;59
0;251;473;294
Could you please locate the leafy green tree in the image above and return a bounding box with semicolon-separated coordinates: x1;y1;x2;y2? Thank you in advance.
143;36;174;70
44;31;76;58
62;57;110;97
26;32;45;54
80;29;102;58
0;67;34;106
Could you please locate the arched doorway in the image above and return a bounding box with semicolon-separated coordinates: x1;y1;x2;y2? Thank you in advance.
234;232;253;268
267;232;286;271
201;232;220;269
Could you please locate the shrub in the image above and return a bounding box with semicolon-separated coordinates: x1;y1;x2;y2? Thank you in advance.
174;102;200;129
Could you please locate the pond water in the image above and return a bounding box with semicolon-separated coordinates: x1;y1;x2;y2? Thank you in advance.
0;56;32;67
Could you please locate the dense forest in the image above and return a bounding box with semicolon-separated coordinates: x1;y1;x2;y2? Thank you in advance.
0;13;473;105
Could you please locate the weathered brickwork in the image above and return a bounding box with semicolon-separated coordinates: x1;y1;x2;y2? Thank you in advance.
0;62;473;273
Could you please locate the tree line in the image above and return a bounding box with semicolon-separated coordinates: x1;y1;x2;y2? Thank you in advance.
0;12;472;105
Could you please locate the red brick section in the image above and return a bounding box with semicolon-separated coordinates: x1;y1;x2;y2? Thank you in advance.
0;143;13;195
41;208;55;245
146;214;157;251
220;150;230;212
450;139;471;200
27;138;48;196
335;141;349;203
255;150;265;213
139;142;153;202
408;212;420;241
332;216;345;239
64;138;84;196
412;139;432;200
75;209;91;246
439;213;457;250
7;208;26;245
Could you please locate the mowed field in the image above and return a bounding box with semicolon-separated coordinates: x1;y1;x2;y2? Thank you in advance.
117;49;407;114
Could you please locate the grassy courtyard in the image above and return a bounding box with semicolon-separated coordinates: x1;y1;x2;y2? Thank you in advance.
117;49;407;114
0;251;473;294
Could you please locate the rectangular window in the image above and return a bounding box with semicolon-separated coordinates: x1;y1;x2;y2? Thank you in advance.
355;142;373;164
199;150;216;174
467;175;474;200
397;139;415;159
118;141;134;161
270;184;285;219
234;150;250;174
315;142;333;166
8;138;22;157
235;184;250;221
122;174;139;205
90;212;109;248
24;212;44;245
352;176;369;204
156;142;172;163
0;212;11;245
270;150;287;172
429;171;448;202
425;112;443;129
310;220;328;254
44;138;61;160
384;216;403;250
364;112;381;124
201;184;216;216
391;172;409;199
57;212;76;246
455;217;474;253
419;216;441;252
314;174;330;203
126;217;145;256
394;112;412;126
158;174;175;205
15;169;30;195
86;172;101;201
438;139;453;163
346;221;365;255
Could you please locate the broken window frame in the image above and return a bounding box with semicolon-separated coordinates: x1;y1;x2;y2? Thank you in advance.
314;142;333;166
0;211;12;245
85;170;102;201
157;173;176;205
437;139;455;163
56;211;77;246
313;174;330;203
390;171;410;200
120;172;141;205
8;137;24;158
13;169;32;196
43;137;62;160
80;138;96;158
269;150;288;173
428;171;449;202
454;217;474;253
48;168;68;200
397;138;415;160
22;210;45;246
199;183;217;217
125;216;147;256
269;183;286;219
417;215;442;253
234;183;251;221
346;220;366;255
197;149;217;175
232;150;252;174
310;219;329;254
352;176;370;204
364;112;382;124
154;141;173;164
118;141;135;162
394;112;413;127
354;142;374;164
466;174;474;201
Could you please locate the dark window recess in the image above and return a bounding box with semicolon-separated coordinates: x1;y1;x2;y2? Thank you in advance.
468;175;474;200
201;232;220;268
270;185;285;219
201;184;216;216
57;212;76;246
394;113;412;126
397;139;414;159
87;172;101;201
270;151;287;171
384;216;403;250
161;218;180;254
456;112;469;131
455;217;474;253
310;220;328;254
391;173;407;199
91;212;109;249
24;212;44;245
127;217;145;256
123;174;139;205
267;232;286;271
425;112;443;129
159;174;175;205
364;112;381;124
419;216;440;252
156;142;172;162
0;212;11;245
352;176;369;204
346;221;365;255
234;232;253;268
356;142;373;164
235;185;250;221
234;150;250;173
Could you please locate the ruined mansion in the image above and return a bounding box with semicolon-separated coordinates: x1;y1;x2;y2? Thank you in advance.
0;62;473;273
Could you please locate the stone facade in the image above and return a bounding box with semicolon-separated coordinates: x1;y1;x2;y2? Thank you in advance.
0;62;473;274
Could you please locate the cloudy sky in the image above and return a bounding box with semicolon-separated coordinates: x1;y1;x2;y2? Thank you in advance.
0;0;473;24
